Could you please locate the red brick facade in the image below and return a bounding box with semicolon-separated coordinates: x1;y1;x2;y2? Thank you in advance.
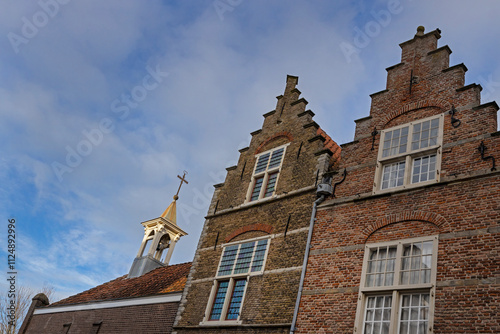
294;28;499;333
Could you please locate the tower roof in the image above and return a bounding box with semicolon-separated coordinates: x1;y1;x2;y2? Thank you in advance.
160;196;177;224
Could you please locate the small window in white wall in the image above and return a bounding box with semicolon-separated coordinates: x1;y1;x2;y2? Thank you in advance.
246;144;288;202
374;115;444;193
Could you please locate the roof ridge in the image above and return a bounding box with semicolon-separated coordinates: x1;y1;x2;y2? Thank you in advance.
49;262;192;307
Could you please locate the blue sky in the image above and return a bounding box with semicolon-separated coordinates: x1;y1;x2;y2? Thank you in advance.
1;0;499;301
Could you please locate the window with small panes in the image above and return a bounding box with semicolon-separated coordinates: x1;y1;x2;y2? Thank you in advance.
202;237;270;324
355;236;438;334
246;145;288;202
374;115;444;193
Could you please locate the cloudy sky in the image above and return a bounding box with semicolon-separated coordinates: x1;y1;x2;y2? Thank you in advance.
1;0;499;301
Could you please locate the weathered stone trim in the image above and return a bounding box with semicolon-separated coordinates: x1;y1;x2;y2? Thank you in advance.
319;170;500;209
370;88;390;97
310;227;498;257
310;244;364;255
439;226;499;240
263;110;276;118
385;63;403;72
340;140;360;149
442;63;467;73
427;45;451;56
290;97;308;106
456;83;482;92
472;101;499;110
206;185;315;218
273;226;309;238
302;276;500;296
263;266;302;275
196;227;309;253
298;110;315;118
303;286;359;296
436;277;500;287
354;115;372;123
303;121;319;129
308;135;326;144
314;149;333;157
442;133;492;148
189;266;303;284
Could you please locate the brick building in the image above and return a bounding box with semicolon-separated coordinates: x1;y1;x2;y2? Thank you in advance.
172;76;340;333
20;197;192;334
293;27;500;333
19;26;498;334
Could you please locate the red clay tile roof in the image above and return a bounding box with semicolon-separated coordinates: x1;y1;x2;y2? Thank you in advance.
49;262;192;307
317;127;341;167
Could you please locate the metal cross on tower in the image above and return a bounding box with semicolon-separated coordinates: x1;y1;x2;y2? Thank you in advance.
174;171;189;199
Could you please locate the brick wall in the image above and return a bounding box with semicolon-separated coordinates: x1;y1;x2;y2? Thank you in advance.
174;75;339;333
25;302;180;334
294;28;500;333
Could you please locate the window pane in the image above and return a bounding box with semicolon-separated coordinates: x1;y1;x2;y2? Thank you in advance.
217;245;239;276
255;153;270;173
209;281;229;320
219;240;270;277
400;242;434;285
366;247;397;287
250;177;264;201
366;274;374;287
382;127;408;158
268;148;284;169
411;154;437;184
226;279;247;320
400;321;408;334
422;255;432;269
251;239;269;272
264;173;278;198
381;161;405;189
364;296;391;334
375;273;383;286
411;118;439;152
422;269;431;284
384;273;394;286
399;293;429;334
234;242;255;274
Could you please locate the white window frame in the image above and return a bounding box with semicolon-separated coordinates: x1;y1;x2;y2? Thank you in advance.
374;114;444;194
354;235;439;334
201;235;271;325
245;143;289;203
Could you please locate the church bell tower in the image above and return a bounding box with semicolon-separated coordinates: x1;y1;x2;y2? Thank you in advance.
128;172;189;278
